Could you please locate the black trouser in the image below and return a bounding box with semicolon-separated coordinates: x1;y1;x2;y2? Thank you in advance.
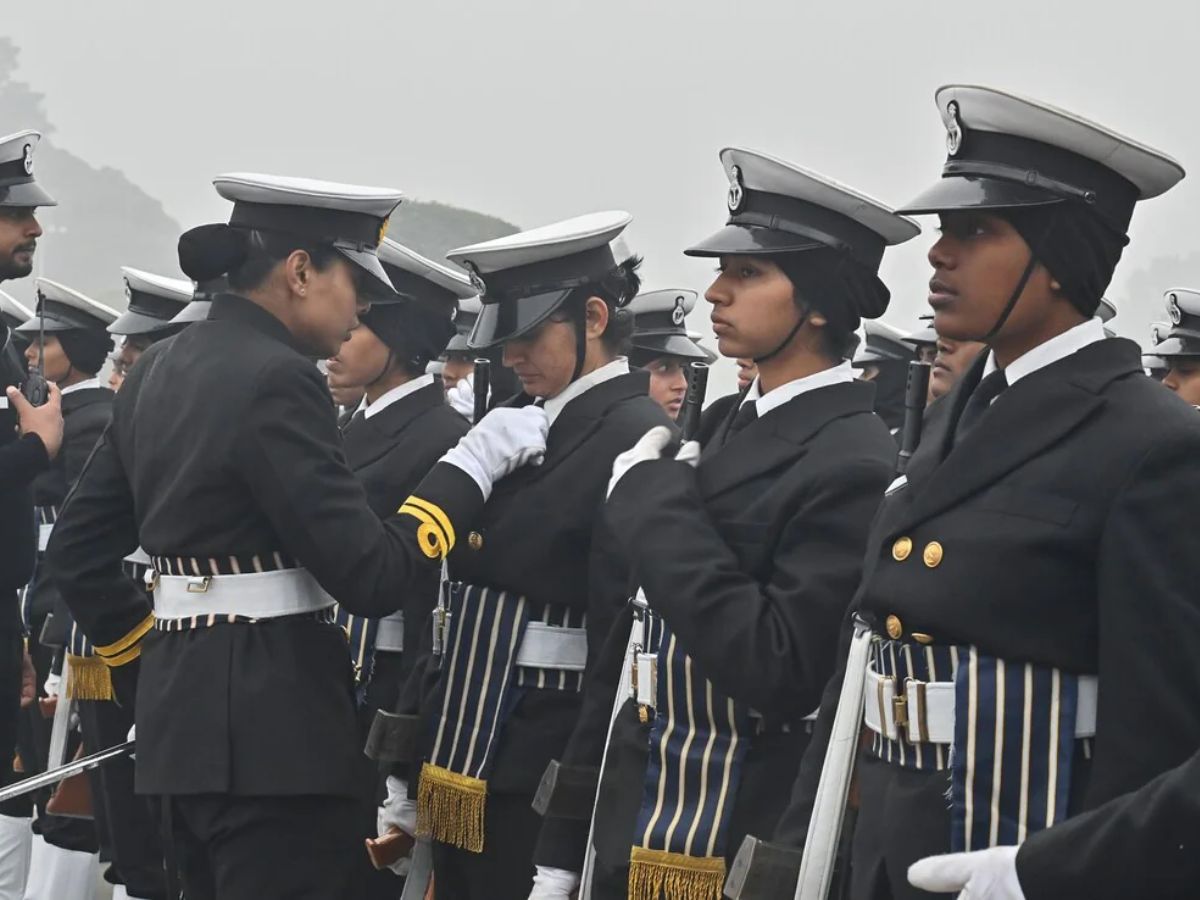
432;791;541;900
0;627;24;806
76;698;166;898
347;650;408;900
168;793;361;900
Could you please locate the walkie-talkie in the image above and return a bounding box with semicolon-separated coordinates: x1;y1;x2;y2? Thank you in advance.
23;291;48;406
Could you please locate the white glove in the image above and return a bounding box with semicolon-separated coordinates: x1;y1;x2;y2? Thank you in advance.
908;846;1025;899
447;375;480;422
376;776;418;876
43;672;60;698
607;427;697;498
527;866;580;900
441;406;549;501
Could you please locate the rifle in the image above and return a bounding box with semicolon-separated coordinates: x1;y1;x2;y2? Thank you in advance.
0;740;134;805
895;361;931;475
472;357;491;423
676;361;709;441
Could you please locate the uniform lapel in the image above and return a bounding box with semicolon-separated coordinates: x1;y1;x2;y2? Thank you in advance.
535;371;652;477
894;338;1142;532
697;380;876;500
342;383;445;471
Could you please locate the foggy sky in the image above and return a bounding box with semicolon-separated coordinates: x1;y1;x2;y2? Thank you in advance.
7;0;1200;394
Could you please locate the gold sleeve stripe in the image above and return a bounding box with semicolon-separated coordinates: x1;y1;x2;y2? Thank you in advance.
94;613;155;659
100;643;143;668
404;496;455;553
399;503;450;560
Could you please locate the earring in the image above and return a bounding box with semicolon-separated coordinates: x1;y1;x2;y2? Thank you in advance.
1050;279;1062;291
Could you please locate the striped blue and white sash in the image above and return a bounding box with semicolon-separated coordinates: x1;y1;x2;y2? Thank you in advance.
867;637;1082;852
629;623;751;900
417;583;581;852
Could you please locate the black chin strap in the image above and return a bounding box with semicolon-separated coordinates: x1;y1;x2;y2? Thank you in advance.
976;252;1040;343
753;309;811;365
365;351;395;392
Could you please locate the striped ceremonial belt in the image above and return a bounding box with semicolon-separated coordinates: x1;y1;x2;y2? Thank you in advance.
417;583;583;853
151;552;334;631
866;636;1087;852
629;624;750;900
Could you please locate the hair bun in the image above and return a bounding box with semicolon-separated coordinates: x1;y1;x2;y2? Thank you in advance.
178;224;249;282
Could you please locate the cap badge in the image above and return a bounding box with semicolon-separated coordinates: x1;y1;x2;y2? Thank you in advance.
22;144;33;175
124;280;133;302
727;165;745;214
1168;293;1182;325
945;101;963;157
377;217;389;248
463;261;486;295
671;295;687;326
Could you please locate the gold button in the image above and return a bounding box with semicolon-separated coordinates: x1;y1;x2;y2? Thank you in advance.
891;537;913;561
468;531;484;551
912;632;934;645
923;541;943;568
885;615;903;640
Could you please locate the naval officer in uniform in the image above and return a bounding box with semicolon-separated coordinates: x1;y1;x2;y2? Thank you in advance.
106;267;192;392
0;129;62;900
624;288;710;420
770;84;1199;900
375;211;670;900
1152;289;1200;406
556;148;914;900
46;172;549;899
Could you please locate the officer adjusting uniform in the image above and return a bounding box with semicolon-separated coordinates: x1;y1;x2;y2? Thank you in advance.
332;238;469;896
625;288;710;420
377;211;670;899
770;85;1198;900
45;173;499;899
852;321;915;432
0;131;56;899
14;278;116;898
548;149;914;900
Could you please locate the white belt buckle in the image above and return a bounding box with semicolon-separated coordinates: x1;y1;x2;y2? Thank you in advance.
185;576;211;594
635;653;656;708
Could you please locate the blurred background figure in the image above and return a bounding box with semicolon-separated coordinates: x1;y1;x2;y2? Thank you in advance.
625;288;710;420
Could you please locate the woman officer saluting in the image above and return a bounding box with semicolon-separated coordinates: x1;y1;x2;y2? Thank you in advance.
45;173;548;899
376;211;671;900
772;86;1200;900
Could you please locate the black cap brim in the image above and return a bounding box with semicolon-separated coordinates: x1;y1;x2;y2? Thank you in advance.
16;315;87;334
897;174;1062;216
631;333;709;361
336;245;394;291
1151;336;1200;359
108;309;180;337
683;223;826;258
443;334;473;354
0;181;56;208
169;301;212;325
468;288;571;350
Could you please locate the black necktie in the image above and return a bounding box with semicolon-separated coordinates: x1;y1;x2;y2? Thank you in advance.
726;402;758;441
954;369;1008;443
342;410;365;434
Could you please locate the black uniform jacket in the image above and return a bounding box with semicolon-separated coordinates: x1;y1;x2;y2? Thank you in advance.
340;382;468;689
32;384;112;628
405;371;670;800
0;426;48;612
47;294;481;797
777;338;1200;859
537;381;895;872
1016;744;1200;900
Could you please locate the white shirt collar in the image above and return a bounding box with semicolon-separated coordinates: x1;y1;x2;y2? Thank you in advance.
982;317;1107;387
739;360;855;417
60;377;101;396
542;357;630;427
364;374;435;420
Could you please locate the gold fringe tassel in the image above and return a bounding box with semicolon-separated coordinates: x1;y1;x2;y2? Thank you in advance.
628;847;726;900
66;655;112;701
416;762;486;853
